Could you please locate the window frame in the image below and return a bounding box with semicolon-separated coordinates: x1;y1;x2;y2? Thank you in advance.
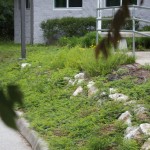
105;0;138;7
54;0;83;9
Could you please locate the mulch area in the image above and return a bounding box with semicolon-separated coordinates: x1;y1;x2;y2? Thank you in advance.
108;63;150;83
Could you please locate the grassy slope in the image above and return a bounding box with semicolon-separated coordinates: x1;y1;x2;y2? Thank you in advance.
0;42;150;150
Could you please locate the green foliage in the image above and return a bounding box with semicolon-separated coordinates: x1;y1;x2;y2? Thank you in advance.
0;85;23;130
102;19;139;30
48;46;135;76
118;139;140;150
57;36;82;47
0;0;14;40
41;17;96;44
57;32;101;48
1;42;148;150
127;37;150;50
81;31;101;48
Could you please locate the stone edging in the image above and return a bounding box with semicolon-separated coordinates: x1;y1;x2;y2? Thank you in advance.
16;118;49;150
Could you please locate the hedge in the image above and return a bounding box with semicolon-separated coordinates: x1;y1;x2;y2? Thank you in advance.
41;17;96;44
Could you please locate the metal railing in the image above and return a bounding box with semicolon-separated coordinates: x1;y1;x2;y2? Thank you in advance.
96;5;150;56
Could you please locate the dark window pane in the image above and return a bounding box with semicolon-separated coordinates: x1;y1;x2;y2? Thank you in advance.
129;0;137;5
106;0;120;7
55;0;66;8
26;0;30;9
69;0;82;7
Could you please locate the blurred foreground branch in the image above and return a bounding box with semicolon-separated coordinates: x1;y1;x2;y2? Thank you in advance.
95;0;144;59
0;85;23;130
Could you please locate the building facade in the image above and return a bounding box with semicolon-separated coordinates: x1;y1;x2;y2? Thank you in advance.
14;0;150;44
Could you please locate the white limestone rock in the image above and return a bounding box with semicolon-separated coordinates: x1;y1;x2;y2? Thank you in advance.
21;63;31;68
68;79;76;86
73;86;83;96
140;123;150;136
64;77;71;81
87;81;98;97
87;81;95;88
134;106;147;116
109;93;128;102
77;79;85;85
124;100;137;106
74;73;85;80
124;126;141;139
100;92;107;96
118;111;132;126
109;88;117;94
141;138;150;150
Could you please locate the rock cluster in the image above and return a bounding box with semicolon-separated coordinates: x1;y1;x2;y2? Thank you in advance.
66;72;150;149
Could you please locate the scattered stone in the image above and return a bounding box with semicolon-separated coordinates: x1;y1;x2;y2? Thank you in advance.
21;63;31;68
74;73;85;80
140;123;150;136
87;81;95;88
125;126;141;139
97;99;108;106
73;86;83;96
134;106;147;116
118;111;132;126
109;88;117;94
124;100;137;106
77;79;85;85
87;81;98;97
141;138;150;150
109;93;128;102
64;77;70;81
100;92;107;96
68;79;76;86
134;106;149;121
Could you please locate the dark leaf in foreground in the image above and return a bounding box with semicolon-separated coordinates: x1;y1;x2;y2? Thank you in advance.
0;85;23;130
95;0;144;59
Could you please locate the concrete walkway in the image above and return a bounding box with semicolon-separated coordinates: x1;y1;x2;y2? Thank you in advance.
0;120;32;150
135;51;150;65
128;51;150;65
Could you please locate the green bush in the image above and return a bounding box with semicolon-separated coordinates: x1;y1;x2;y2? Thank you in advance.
102;19;139;30
41;17;96;44
127;37;150;50
0;0;14;40
81;31;101;48
57;36;82;47
141;25;150;31
58;32;101;48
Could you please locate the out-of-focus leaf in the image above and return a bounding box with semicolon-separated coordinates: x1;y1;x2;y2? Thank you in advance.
0;85;23;130
95;0;144;59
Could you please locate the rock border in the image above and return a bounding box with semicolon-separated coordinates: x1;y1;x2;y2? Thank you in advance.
16;117;49;150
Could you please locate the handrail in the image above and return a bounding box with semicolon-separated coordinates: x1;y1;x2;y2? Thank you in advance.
96;4;150;56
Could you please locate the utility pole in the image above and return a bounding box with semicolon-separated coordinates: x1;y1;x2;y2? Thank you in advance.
97;0;102;33
20;0;26;59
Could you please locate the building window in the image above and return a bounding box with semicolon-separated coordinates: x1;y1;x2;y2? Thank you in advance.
106;0;137;7
54;0;82;8
26;0;30;9
18;0;31;9
106;0;120;7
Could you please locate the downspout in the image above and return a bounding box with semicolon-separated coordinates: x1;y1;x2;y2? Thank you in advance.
30;0;34;44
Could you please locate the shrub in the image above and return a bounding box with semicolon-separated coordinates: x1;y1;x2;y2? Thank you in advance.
0;0;14;40
41;17;96;44
57;32;101;48
81;31;101;48
57;36;82;48
102;18;139;30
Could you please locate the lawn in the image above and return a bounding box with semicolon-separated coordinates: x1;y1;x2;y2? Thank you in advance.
0;42;150;150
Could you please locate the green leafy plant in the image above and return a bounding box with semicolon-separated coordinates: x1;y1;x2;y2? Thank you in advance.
41;17;96;44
